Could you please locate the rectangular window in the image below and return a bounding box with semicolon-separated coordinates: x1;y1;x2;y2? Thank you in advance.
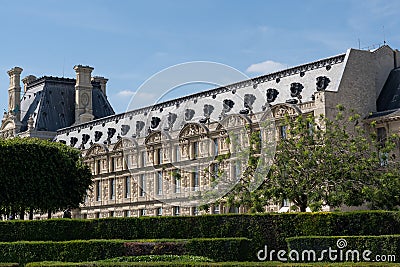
307;122;314;136
157;207;163;216
174;206;180;216
283;199;289;207
124;210;131;217
191;206;199;216
139;174;146;197
110;157;115;172
109;178;115;200
141;151;146;167
213;138;219;156
193;142;199;159
175;175;181;193
140;209;147;216
212;163;219;180
95;212;100;219
280;125;287;140
109;211;114;217
175;145;181;162
232;161;241;180
213;205;220;214
377;127;387;144
192;167;199;191
125;176;131;198
96;180;101;201
157;148;163;164
157;171;163;195
96;160;101;174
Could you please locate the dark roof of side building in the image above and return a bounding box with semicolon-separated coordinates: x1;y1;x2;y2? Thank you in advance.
377;68;400;112
20;76;114;132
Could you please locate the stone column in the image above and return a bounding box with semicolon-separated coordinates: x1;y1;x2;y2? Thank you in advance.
7;67;23;121
22;75;37;93
74;65;94;124
92;76;108;97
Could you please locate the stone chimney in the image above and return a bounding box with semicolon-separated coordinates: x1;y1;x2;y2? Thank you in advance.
22;75;37;93
74;65;94;124
92;76;108;97
7;67;23;121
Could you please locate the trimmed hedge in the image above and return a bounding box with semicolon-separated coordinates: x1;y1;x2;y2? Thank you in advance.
2;212;400;259
0;238;250;264
287;235;400;263
25;261;400;266
101;255;213;262
0;240;125;264
186;238;251;262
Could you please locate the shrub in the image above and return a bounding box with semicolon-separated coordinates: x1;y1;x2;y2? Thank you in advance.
0;240;125;264
2;211;400;260
124;242;186;256
185;238;251;262
100;255;213;262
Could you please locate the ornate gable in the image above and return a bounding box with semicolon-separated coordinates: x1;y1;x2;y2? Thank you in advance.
271;103;301;119
217;114;251;131
145;131;162;145
179;123;208;140
84;143;108;158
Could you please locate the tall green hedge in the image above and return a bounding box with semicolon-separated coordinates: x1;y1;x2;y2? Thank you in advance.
286;235;400;263
0;240;125;264
1;211;400;258
0;238;250;264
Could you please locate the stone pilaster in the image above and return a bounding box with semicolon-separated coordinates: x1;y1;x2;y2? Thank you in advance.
7;67;23;121
74;65;94;124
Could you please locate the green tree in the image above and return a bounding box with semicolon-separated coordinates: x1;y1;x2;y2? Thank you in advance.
0;138;92;219
264;105;400;212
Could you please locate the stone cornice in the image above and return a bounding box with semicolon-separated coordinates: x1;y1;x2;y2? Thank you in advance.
27;76;76;89
57;53;346;135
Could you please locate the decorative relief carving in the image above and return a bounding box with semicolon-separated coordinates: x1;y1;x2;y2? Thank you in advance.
272;104;301;119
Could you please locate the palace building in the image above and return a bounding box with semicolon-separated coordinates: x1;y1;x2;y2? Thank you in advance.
2;45;400;218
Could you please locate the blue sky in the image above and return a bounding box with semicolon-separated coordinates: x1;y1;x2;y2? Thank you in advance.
1;0;399;114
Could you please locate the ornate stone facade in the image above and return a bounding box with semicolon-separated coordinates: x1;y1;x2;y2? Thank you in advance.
4;45;400;219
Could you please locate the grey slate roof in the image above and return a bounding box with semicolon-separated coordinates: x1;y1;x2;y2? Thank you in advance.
20;76;114;132
377;68;400;112
55;53;347;148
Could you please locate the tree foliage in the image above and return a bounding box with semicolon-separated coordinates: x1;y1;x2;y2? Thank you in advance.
213;106;400;213
0;138;93;219
264;105;400;212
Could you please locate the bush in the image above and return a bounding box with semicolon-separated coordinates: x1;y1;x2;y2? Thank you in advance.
286;235;400;263
186;238;251;262
2;211;400;259
124;242;186;256
25;261;400;266
0;240;125;264
0;238;249;264
100;255;213;262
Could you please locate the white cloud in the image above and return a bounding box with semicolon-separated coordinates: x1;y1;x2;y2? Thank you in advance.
116;90;136;97
246;60;286;74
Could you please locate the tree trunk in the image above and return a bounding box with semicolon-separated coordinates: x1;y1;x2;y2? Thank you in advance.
47;210;52;219
29;208;34;220
299;204;307;212
19;207;24;220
